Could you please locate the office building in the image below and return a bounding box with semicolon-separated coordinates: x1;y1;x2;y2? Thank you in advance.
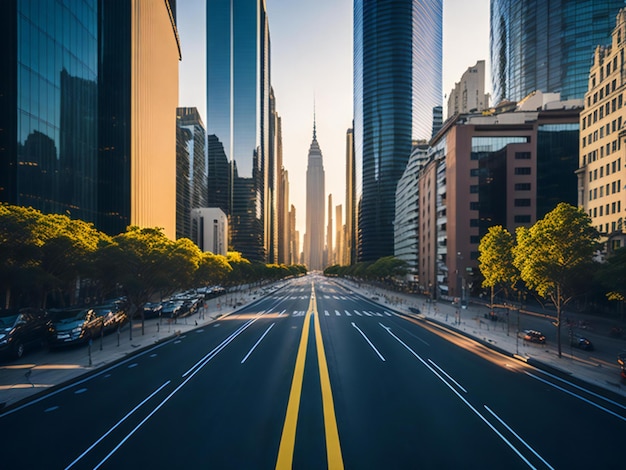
345;127;357;265
304;120;326;271
206;0;271;262
354;0;443;262
577;8;626;247
447;60;489;118
0;0;180;238
191;208;228;256
394;143;430;281
421;93;581;299
491;0;624;104
176;107;208;240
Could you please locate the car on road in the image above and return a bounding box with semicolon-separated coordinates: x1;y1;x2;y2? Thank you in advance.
570;335;593;351
0;308;52;359
48;308;104;347
522;329;546;344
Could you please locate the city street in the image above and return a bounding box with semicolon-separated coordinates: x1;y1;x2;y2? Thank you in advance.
2;275;626;468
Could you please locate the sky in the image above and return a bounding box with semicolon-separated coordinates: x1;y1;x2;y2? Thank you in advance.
177;0;490;247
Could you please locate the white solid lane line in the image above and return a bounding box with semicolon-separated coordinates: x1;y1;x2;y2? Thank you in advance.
65;381;171;470
484;405;555;470
427;359;467;393
241;323;275;364
352;322;385;361
381;323;539;469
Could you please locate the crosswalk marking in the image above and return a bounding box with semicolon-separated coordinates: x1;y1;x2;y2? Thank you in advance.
345;310;352;316
384;311;393;316
335;310;341;316
354;310;362;316
325;310;330;316
363;311;371;317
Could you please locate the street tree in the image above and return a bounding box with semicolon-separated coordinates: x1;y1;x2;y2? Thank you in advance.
596;247;626;320
513;203;599;357
195;252;232;287
478;225;519;313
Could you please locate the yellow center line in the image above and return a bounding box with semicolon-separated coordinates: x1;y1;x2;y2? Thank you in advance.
275;292;315;469
275;283;344;470
313;287;345;470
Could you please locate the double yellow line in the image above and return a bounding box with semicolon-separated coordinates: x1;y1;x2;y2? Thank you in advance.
275;284;344;469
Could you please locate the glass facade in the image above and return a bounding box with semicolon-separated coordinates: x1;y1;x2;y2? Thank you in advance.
354;0;442;262
207;0;269;262
491;0;624;103
536;122;579;219
0;0;98;222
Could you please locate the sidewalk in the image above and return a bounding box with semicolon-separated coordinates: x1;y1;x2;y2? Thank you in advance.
337;278;626;399
0;284;280;411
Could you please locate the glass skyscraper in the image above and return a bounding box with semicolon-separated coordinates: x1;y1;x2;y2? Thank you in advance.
490;0;624;104
0;0;99;222
0;0;180;238
354;0;443;262
206;0;270;262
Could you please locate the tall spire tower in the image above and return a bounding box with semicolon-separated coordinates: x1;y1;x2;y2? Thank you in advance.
304;111;326;271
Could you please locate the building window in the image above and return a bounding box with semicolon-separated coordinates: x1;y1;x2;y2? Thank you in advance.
470;219;479;227
470;235;480;244
515;182;531;190
515;152;531;159
514;215;531;223
469;185;479;193
470;201;480;210
514;167;531;175
514;198;531;207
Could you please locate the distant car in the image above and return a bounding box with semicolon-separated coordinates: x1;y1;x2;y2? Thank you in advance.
570;335;593;351
408;307;421;314
523;329;546;344
161;301;184;319
142;302;163;319
48;308;104;347
0;308;52;359
92;305;128;334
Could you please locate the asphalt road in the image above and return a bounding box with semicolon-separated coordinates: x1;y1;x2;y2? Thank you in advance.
2;274;625;469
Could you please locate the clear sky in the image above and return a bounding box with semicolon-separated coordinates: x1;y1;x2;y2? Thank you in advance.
178;0;490;249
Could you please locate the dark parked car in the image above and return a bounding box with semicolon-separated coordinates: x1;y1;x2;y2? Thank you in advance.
571;335;594;351
92;305;128;334
0;308;52;359
522;329;546;344
161;301;184;319
48;308;104;347
142;302;163;319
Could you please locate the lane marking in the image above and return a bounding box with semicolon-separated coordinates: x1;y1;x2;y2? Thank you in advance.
276;308;314;468
533;369;626;411
45;406;59;413
427;359;466;393
241;324;275;364
345;310;352;316
335;310;341;316
381;324;537;469
325;310;330;316
352;323;385;361
354;310;362;316
314;293;344;469
484;405;554;470
526;372;626;422
65;381;170;469
74;388;88;395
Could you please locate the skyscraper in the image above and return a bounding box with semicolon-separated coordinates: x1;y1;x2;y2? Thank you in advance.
176;107;208;240
305;120;326;271
206;0;271;262
491;0;624;104
0;0;180;238
344;127;357;265
354;0;443;262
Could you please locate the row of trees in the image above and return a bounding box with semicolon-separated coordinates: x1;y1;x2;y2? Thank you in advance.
0;204;306;314
479;202;626;358
324;256;408;282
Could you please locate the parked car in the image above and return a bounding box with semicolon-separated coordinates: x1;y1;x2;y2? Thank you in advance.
92;305;128;334
0;308;52;359
142;302;163;319
522;329;546;344
48;308;104;347
161;301;184;319
570;335;593;351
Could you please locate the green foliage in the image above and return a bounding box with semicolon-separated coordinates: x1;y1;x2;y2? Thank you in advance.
512;203;599;357
597;247;626;303
478;225;518;290
323;257;407;281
